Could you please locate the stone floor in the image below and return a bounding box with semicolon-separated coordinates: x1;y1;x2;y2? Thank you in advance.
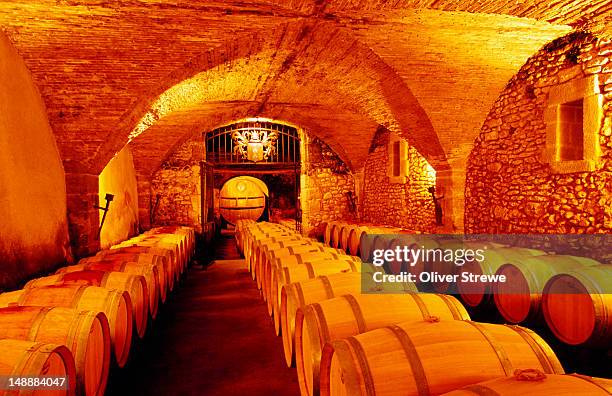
105;234;300;396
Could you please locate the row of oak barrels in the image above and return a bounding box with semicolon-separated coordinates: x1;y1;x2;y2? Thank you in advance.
0;226;195;396
235;219;611;396
323;220;612;348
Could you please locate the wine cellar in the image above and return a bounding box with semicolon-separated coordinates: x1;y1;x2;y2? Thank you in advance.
0;1;610;395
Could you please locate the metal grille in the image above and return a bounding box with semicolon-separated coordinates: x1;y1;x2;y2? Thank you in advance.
204;121;300;165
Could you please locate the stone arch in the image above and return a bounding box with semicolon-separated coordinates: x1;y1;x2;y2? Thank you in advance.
93;20;446;176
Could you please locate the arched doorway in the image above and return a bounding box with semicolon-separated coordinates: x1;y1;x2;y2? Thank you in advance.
218;176;269;225
202;118;302;231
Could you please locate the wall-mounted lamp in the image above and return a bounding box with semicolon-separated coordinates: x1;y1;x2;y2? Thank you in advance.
94;193;114;239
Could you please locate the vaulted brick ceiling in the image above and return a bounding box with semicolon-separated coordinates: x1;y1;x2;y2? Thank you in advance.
0;0;606;175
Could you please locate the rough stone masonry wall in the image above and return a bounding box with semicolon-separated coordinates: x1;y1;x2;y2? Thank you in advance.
301;137;356;237
466;32;612;234
150;132;355;238
151;136;203;233
361;130;437;232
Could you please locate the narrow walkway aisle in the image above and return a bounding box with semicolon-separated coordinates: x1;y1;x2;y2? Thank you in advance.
106;234;300;396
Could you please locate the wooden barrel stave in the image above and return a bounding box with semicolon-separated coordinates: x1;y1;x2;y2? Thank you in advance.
0;306;111;396
25;270;148;340
542;265;612;347
57;261;160;320
0;339;78;396
457;247;547;307
440;373;612;395
264;246;343;304
82;252;170;302
0;285;133;368
269;254;361;318
280;272;418;367
319;320;564;396
494;255;601;323
297;293;470;396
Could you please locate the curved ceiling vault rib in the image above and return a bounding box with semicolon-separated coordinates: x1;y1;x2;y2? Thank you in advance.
0;0;600;176
131;105;377;177
123;20;444;176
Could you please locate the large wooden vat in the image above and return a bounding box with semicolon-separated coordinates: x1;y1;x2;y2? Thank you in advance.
493;255;600;323
219;177;266;225
57;261;160;320
319;320;564;396
25;270;148;339
0;306;111;396
297;293;469;396
441;372;612;395
0;339;77;396
0;285;133;368
542;265;612;347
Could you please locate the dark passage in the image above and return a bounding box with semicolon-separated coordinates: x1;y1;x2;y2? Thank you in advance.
106;233;300;396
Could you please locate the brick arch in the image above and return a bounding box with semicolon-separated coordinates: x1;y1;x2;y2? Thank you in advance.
94;20;446;175
130;106;370;176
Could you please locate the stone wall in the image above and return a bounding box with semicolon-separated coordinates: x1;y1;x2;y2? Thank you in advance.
465;32;611;233
98;146;140;249
0;33;72;289
150;136;203;232
360;130;437;232
301;137;356;237
149;131;357;238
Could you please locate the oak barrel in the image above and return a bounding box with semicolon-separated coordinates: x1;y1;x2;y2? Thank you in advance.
130;239;185;276
103;246;178;287
353;227;401;261
269;255;361;318
246;231;299;277
251;235;306;282
542;265;612;347
494;255;600;323
25;270;148;339
0;285;133;368
382;234;438;278
457;247;547;307
263;247;345;303
280;272;418;367
441;372;612;395
319;320;564;396
0;339;77;396
0;306;111;396
57;261;160;320
298;293;469;396
256;238;316;290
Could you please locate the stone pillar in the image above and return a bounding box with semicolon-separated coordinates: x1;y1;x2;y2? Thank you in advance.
136;175;152;231
65;173;100;258
353;167;365;221
436;167;466;233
